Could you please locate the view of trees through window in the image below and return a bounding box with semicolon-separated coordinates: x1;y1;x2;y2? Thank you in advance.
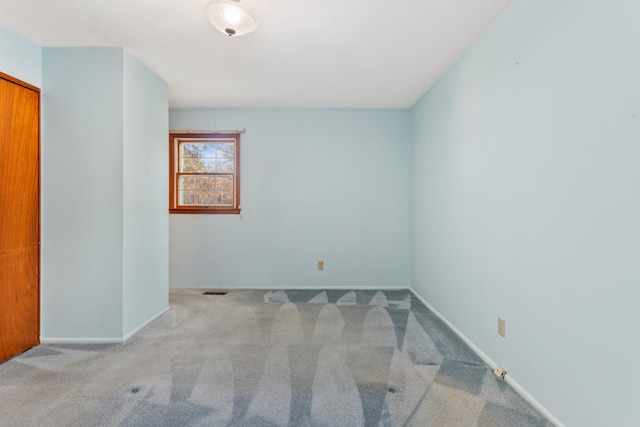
169;132;240;214
178;140;235;206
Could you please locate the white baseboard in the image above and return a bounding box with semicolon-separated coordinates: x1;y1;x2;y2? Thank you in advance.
41;306;171;345
409;289;565;427
40;337;123;344
170;285;408;291
123;306;171;342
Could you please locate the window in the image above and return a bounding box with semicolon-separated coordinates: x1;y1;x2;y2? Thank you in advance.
169;133;240;214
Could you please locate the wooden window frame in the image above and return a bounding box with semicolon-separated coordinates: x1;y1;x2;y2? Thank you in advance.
169;132;241;214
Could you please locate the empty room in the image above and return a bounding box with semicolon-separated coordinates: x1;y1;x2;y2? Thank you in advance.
0;0;638;426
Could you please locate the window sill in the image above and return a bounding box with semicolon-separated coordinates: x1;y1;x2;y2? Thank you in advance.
169;208;241;215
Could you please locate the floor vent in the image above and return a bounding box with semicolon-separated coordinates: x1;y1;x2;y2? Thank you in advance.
203;291;228;296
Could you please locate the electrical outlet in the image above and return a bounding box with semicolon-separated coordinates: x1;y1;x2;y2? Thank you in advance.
498;317;505;337
317;261;324;271
494;366;507;379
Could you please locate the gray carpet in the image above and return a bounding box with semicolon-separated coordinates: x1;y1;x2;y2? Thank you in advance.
0;289;552;426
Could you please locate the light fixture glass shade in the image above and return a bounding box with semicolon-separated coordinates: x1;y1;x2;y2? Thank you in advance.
205;0;258;37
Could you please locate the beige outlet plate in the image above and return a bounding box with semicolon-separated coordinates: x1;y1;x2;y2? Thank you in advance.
317;261;324;270
498;317;505;337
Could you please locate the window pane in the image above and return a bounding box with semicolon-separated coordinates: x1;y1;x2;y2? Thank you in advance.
199;158;217;172
179;190;199;205
178;176;197;205
199;144;216;158
213;175;234;206
218;143;234;157
180;143;199;158
197;176;215;204
198;144;217;173
181;176;196;190
214;143;234;173
178;141;235;173
216;175;233;193
180;157;204;172
217;159;234;172
197;176;215;191
177;175;234;206
215;191;233;205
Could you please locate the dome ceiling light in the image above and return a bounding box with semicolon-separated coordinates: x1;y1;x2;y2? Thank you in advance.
204;0;258;37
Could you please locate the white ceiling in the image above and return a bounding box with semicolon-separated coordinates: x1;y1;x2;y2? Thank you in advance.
0;0;513;108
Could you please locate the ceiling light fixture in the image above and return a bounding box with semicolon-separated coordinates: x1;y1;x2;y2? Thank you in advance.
205;0;258;37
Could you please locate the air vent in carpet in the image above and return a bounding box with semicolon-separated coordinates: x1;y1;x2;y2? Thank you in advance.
203;291;228;296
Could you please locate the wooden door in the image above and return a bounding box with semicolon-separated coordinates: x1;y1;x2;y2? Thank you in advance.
0;72;40;362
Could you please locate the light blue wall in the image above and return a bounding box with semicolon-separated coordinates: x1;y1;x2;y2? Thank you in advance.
169;108;411;288
410;0;640;426
42;47;169;341
122;50;169;337
0;23;41;87
42;48;125;340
